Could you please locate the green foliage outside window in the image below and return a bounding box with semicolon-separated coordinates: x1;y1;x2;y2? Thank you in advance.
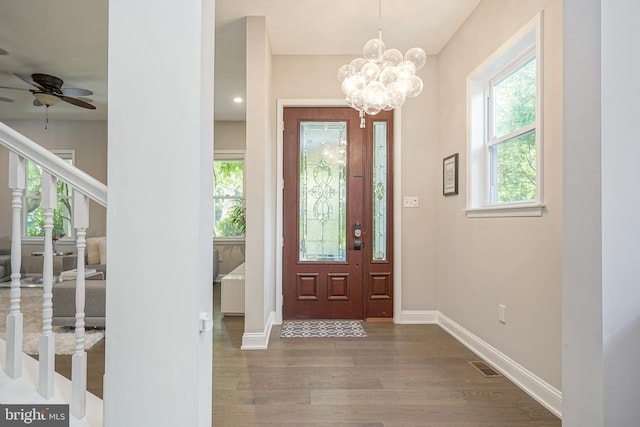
25;159;73;238
214;159;244;238
490;57;537;203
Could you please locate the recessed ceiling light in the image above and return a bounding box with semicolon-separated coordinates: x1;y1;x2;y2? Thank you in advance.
233;97;243;103
0;96;14;103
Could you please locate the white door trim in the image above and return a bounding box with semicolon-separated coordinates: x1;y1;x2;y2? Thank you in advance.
275;99;402;324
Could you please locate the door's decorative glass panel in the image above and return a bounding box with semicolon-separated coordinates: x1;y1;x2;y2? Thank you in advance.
372;122;387;261
299;122;347;262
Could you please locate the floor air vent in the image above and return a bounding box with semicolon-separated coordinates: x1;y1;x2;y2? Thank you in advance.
468;360;502;377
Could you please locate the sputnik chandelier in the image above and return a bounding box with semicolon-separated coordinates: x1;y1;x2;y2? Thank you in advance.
338;0;426;127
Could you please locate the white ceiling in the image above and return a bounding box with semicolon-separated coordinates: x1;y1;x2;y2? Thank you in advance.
0;0;480;122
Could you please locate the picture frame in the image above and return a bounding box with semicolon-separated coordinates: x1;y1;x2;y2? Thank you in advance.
443;153;459;196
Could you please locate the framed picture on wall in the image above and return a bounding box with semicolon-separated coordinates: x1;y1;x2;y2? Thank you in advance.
443;153;459;196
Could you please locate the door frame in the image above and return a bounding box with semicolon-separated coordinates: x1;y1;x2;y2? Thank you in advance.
275;99;403;324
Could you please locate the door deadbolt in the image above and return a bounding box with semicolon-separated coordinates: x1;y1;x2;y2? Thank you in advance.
354;221;362;238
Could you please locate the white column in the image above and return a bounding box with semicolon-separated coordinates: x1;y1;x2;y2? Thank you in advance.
105;0;214;425
601;1;640;424
5;152;25;379
71;192;89;418
39;172;57;398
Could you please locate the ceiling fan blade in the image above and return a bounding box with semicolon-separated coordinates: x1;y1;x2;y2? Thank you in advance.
60;87;93;97
0;85;30;92
14;73;43;89
33;98;43;107
61;96;96;110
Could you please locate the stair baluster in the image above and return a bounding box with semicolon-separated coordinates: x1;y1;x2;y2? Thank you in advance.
39;172;57;398
71;191;89;418
5;153;25;379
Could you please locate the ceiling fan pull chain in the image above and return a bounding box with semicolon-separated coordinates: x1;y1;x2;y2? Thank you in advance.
45;106;49;130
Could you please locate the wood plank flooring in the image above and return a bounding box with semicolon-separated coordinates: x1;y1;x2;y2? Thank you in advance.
49;283;561;426
213;283;560;426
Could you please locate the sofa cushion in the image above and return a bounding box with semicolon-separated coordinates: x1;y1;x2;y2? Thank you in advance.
86;237;101;264
98;236;107;264
53;279;106;328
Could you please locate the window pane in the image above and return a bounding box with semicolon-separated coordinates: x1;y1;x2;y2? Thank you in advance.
214;160;243;197
493;57;536;137
299;122;347;262
213;198;244;238
490;130;536;203
25;156;74;238
372;121;387;261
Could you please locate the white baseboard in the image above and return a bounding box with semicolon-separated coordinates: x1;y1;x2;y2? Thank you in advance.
437;312;562;418
394;310;438;324
241;310;276;350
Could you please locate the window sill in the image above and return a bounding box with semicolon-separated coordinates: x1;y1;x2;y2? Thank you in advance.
465;203;545;218
213;238;246;245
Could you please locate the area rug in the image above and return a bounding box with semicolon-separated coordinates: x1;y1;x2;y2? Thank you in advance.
280;320;367;338
0;288;105;355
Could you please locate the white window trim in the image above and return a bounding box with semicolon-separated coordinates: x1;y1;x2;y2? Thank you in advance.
466;12;544;218
213;150;245;243
23;149;76;242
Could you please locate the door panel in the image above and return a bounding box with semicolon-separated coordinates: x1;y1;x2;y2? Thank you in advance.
283;107;393;319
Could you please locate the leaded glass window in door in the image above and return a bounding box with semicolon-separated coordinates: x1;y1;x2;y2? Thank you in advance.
372;121;387;261
299;122;347;262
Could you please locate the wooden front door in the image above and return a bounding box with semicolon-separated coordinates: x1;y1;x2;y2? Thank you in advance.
283;107;393;320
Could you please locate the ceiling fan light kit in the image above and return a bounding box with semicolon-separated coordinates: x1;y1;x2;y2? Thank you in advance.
0;72;96;109
34;92;63;107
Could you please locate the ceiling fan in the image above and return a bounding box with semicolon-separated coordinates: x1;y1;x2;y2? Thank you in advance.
0;73;96;110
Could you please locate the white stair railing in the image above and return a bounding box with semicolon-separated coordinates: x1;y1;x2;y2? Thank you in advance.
39;171;57;398
1;122;107;420
5;153;25;379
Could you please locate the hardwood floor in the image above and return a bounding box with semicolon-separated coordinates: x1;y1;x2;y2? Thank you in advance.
212;284;560;426
49;283;561;426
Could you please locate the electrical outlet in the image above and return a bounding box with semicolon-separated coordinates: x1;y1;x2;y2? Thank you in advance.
498;304;507;324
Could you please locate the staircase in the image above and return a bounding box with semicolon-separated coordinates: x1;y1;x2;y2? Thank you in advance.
0;122;106;426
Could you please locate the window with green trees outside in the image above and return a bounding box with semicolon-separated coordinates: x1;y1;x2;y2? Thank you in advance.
24;150;74;239
213;155;244;239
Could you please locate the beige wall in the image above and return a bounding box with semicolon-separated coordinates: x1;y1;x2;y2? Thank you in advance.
214;120;245;150
0;120;108;249
437;0;562;390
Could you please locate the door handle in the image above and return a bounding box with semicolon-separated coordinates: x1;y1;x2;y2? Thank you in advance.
353;240;363;250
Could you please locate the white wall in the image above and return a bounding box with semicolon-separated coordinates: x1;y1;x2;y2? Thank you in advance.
562;0;603;424
0;120;107;241
437;0;562;392
601;0;640;424
105;0;213;425
243;16;275;342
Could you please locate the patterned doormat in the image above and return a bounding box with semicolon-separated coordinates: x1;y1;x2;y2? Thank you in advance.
280;320;367;338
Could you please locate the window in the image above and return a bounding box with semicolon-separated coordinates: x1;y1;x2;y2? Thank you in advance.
467;13;544;217
213;152;245;239
24;150;74;239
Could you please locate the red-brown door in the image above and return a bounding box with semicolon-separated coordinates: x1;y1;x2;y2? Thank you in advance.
283;107;393;320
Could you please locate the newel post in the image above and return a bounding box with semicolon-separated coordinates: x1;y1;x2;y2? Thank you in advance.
71;191;89;418
39;172;57;398
5;152;25;379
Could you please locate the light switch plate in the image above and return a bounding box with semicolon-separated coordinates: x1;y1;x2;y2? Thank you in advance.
403;196;419;208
